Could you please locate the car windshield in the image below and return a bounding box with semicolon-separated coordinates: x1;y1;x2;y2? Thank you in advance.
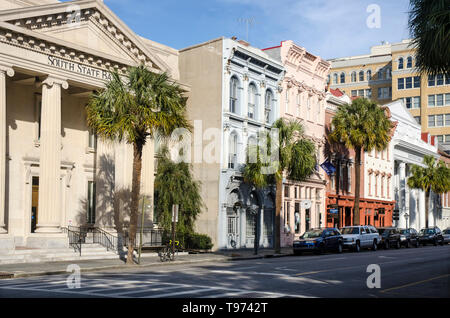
378;228;389;234
420;229;435;234
341;227;359;235
301;230;323;239
444;230;450;234
399;229;409;234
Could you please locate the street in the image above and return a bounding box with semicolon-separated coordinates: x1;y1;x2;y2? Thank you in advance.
0;244;449;298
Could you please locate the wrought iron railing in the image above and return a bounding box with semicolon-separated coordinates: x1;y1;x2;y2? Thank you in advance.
61;227;83;256
123;228;164;249
92;227;119;253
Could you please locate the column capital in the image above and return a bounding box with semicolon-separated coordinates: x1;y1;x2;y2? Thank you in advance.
42;75;69;90
0;63;14;77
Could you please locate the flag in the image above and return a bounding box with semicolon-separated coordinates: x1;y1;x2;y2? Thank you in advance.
320;160;336;176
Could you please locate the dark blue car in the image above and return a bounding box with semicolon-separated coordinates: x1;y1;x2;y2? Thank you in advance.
293;228;343;255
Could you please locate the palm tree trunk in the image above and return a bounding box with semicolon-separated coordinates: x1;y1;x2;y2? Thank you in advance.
126;142;143;265
353;147;362;226
274;177;283;253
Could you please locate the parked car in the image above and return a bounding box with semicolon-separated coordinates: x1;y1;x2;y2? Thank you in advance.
442;228;450;244
340;225;380;252
419;227;444;246
293;228;343;255
377;227;402;249
398;228;420;248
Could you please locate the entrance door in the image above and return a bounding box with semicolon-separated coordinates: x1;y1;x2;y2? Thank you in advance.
227;208;239;248
345;207;352;226
31;176;39;233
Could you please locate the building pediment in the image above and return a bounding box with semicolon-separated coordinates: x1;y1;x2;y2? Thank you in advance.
0;0;173;75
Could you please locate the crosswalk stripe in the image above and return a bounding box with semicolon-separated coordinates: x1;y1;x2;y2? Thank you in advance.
149;287;216;298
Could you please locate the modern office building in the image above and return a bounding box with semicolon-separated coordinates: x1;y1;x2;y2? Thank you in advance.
329;40;450;148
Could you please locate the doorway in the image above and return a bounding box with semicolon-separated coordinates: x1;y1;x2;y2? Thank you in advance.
31;176;39;233
344;207;352;226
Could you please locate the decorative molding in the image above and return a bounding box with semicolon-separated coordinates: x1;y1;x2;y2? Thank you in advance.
0;62;14;77
42;75;68;89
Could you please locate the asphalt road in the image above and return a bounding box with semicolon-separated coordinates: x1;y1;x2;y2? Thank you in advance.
0;244;449;298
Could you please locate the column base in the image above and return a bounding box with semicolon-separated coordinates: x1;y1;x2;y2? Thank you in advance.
26;234;69;249
0;235;14;252
34;225;62;234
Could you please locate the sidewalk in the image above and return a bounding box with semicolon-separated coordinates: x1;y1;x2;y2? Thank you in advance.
0;248;294;279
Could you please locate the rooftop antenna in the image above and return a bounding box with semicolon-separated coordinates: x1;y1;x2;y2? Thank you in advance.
237;17;257;42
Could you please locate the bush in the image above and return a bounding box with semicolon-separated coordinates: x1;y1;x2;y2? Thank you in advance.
185;233;213;250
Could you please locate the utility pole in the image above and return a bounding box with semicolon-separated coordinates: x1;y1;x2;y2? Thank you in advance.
172;204;179;260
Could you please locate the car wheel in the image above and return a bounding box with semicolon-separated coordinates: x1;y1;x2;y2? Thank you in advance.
372;240;377;251
439;239;444;246
337;242;343;254
355;241;361;253
396;240;400;249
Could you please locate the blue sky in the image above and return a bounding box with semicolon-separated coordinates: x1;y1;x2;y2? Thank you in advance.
64;0;412;59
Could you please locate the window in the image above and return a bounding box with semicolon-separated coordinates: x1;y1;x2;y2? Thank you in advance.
366;89;372;98
378;87;390;99
429;95;435;107
413;96;420;108
351;90;357;97
386;68;392;79
414;76;420;88
284;185;290;198
333;73;338;84
367;70;372;81
429;115;435;127
437;114;444;127
230;76;239;114
358;89;364;97
359;71;364;82
407;56;413;68
437;135;444;144
87;181;96;224
248;83;257;119
340;72;345;83
398;57;404;69
437;74;444;86
405;97;412;109
398;78;404;90
446;115;450;127
446;93;450;106
88;129;97;150
437;94;444;106
265;90;273;124
351;71;357;82
428;75;435;86
405;77;412;89
446;74;450;85
228;133;237;169
368;173;372;196
445;134;450;142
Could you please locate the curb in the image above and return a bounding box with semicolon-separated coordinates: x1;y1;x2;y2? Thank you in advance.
3;253;295;279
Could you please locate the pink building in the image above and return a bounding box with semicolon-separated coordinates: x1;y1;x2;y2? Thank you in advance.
264;41;330;246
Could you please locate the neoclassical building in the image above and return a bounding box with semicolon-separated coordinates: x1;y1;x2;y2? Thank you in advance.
387;99;441;230
263;41;330;246
179;37;284;249
0;0;182;251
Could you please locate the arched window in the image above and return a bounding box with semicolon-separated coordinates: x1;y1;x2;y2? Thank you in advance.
359;71;364;82
333;73;338;84
340;72;345;83
398;57;404;70
367;70;372;81
407;56;412;68
248;83;257;119
386;67;391;79
351;71;357;82
264;90;274;124
228;133;238;169
230;76;239;114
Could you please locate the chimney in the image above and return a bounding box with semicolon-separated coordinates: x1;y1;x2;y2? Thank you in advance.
238;39;250;47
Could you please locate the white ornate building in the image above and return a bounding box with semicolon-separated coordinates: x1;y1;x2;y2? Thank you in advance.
387;100;441;230
180;38;284;249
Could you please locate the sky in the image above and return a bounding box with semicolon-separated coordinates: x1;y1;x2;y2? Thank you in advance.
63;0;412;60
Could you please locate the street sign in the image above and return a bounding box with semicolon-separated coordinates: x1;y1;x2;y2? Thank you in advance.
329;209;339;214
172;204;179;223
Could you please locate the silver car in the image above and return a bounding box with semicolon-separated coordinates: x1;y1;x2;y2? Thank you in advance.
443;228;450;244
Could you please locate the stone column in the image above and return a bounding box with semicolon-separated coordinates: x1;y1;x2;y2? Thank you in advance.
0;64;14;234
419;190;426;230
35;76;68;233
398;162;406;229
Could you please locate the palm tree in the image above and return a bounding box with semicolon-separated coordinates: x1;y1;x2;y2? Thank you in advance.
329;98;392;226
86;65;190;264
271;118;317;253
407;155;450;227
408;0;450;75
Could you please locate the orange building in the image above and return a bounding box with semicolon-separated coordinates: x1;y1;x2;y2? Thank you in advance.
324;89;395;228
